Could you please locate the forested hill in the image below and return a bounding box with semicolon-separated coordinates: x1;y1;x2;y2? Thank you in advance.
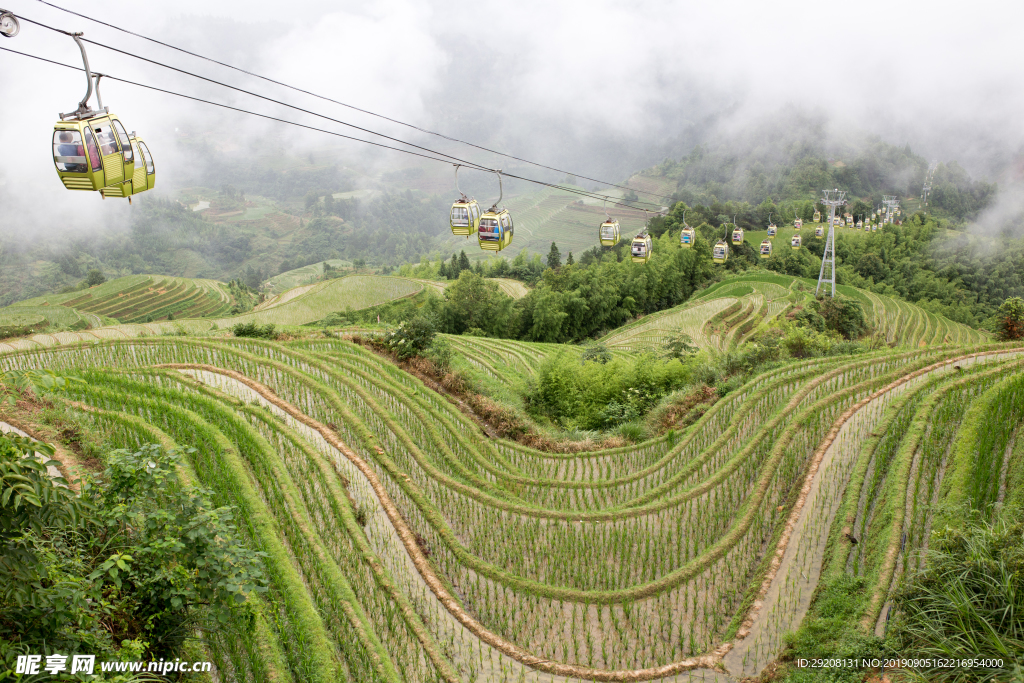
642;127;996;223
0;126;1003;309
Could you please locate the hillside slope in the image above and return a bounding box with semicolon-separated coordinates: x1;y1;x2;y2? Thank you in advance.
602;273;988;352
4;334;1020;682
8;275;236;323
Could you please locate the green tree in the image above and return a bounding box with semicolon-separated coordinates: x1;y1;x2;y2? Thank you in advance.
457;250;471;273
565;251;574;266
547;242;562;270
997;297;1024;340
813;295;867;340
440;271;515;337
85;269;105;286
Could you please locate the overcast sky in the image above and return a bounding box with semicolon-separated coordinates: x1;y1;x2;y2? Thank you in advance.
2;0;1023;234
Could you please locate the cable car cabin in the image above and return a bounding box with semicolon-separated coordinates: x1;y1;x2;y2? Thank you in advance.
450;199;481;236
813;210;821;222
767;224;777;238
630;234;653;263
731;227;744;245
856;220;863;230
839;219;846;228
600;219;621;246
844;213;853;224
712;240;729;264
477;209;514;251
101;136;156;200
872;224;878;231
791;234;802;250
794;219;802;230
679;226;695;248
815;226;824;237
52;115;135;194
759;239;772;258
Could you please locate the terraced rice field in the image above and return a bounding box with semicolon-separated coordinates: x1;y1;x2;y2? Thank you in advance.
266;259;353;294
4;332;1020;682
9;275;235;323
443;335;561;384
0;276;432;353
217;276;423;328
0;304;101;331
601;274;986;353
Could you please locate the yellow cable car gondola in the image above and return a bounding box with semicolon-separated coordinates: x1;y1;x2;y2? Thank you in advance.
713;223;729;264
630;232;653;264
679;225;695;248
449;165;481;236
815;225;824;237
679;210;695;248
791;234;802;250
759;239;772;259
813;209;821;223
599;201;621;246
600;219;620;246
767;212;777;239
101;134;156;202
713;239;729;264
794;217;803;230
478;171;514;252
50;35;150;199
730;215;743;245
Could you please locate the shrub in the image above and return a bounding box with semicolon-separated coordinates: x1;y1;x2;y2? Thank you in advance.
996;297;1024;340
232;322;278;339
530;351;692;429
813;295;867;340
422;337;453;372
382;316;435;359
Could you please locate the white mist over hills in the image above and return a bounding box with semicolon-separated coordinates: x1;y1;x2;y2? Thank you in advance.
1;0;1022;240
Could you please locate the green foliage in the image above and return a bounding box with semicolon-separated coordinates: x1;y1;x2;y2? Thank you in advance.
513;235;715;342
997;296;1024;340
0;369;81;406
662;332;697;360
231;321;278;339
547;242;561;270
780;575;884;683
439;271;516;337
0;442;267;665
0;435;84;602
85;269;106;287
811;295;867;340
889;508;1024;682
529;351;693;429
381;316;436;359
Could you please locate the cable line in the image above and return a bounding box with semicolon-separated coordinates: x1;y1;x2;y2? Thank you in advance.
14;11;662;210
0;44;662;214
30;0;678;204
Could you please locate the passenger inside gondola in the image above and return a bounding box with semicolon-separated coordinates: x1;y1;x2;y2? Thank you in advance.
53;131;87;173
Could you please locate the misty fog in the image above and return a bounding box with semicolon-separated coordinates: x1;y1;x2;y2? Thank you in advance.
1;0;1023;243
